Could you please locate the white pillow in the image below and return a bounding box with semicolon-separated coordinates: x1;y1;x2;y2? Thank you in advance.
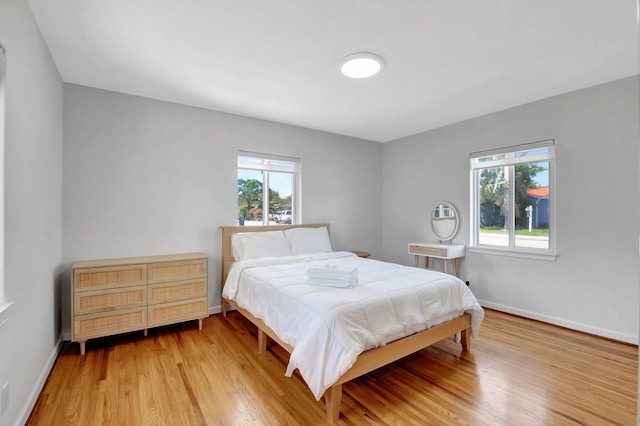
284;227;333;255
232;230;292;261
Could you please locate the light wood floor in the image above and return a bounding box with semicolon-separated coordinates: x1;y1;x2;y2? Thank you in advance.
28;309;637;425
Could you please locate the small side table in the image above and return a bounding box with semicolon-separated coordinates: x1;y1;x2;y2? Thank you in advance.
408;242;465;278
351;251;371;258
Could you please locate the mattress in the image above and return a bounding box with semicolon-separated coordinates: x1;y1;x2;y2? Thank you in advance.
222;251;484;400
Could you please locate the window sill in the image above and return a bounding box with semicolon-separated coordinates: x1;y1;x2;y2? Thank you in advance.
0;301;14;329
468;246;557;261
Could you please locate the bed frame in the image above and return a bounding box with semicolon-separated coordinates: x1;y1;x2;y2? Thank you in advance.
220;223;472;422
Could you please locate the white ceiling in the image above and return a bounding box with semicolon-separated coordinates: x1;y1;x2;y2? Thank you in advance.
28;0;639;142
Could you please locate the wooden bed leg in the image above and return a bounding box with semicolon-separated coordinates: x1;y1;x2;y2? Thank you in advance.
221;297;227;317
258;328;267;353
461;327;471;352
325;384;342;423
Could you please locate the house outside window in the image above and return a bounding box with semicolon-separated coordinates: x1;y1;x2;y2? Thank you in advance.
237;152;301;226
470;140;556;259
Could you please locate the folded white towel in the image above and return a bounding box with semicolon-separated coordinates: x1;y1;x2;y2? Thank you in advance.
306;265;358;288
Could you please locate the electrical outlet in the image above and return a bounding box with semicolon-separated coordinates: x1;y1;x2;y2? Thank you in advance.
1;382;9;415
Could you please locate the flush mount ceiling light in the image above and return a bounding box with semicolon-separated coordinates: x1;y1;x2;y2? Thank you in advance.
340;52;384;79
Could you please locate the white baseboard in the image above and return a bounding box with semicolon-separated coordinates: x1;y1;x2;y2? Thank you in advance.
479;300;638;345
15;334;64;426
209;303;238;315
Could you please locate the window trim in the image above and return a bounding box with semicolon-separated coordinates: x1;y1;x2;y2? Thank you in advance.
469;139;557;260
237;151;301;226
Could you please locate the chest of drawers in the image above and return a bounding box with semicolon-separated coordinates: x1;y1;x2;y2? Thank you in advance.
71;252;208;354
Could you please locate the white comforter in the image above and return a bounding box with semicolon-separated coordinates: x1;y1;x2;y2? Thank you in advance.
222;251;484;400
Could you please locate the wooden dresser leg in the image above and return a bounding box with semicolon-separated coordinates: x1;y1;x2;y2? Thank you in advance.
325;384;342;422
198;318;203;330
461;327;471;352
454;258;461;278
79;341;86;355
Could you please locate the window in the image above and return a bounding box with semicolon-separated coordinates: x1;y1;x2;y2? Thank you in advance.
470;140;555;258
237;152;301;226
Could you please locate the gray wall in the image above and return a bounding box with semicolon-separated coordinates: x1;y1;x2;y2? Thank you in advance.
1;4;637;423
383;76;640;343
0;0;63;425
61;84;383;337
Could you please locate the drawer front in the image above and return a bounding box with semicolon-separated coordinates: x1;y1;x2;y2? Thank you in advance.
74;286;147;315
147;297;208;327
73;307;147;341
147;259;207;284
74;265;147;292
408;245;447;257
148;279;207;305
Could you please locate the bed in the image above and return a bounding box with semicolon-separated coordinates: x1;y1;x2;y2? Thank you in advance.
220;223;484;422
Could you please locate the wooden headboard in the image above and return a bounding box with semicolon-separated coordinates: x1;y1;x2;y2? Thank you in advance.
219;223;330;286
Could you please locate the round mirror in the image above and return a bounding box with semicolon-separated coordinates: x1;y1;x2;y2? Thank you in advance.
430;201;459;242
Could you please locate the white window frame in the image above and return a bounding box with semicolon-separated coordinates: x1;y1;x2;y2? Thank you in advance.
469;139;557;260
237;151;301;226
